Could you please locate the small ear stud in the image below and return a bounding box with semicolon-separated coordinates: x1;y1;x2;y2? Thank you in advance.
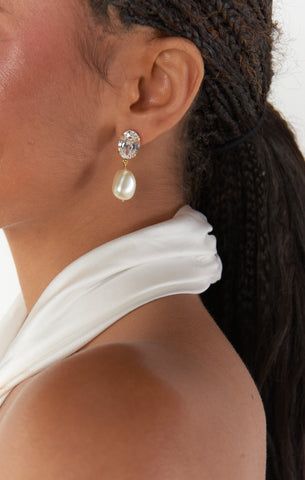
112;129;141;202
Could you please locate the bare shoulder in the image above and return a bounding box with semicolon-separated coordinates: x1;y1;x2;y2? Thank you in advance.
0;341;267;479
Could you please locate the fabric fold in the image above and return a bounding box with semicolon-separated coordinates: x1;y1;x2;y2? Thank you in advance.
0;204;223;407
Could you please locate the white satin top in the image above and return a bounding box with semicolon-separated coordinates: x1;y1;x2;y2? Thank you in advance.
0;204;223;407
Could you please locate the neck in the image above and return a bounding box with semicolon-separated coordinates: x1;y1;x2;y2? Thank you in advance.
4;197;185;314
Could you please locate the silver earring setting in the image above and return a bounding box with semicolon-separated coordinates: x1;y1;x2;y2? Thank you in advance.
112;129;141;202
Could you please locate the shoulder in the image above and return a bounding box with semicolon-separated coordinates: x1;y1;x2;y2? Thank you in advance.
0;342;266;479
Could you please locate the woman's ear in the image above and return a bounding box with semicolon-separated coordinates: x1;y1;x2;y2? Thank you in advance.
109;33;205;146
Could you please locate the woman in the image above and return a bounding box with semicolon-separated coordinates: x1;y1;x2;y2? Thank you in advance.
0;0;304;478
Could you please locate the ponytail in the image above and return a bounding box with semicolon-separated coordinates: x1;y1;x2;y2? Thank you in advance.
198;101;305;479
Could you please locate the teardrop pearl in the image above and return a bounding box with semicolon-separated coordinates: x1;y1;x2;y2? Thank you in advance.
112;169;136;201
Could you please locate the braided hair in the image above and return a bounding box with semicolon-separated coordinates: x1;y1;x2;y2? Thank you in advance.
82;1;305;478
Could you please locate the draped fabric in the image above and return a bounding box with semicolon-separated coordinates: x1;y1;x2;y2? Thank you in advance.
0;204;223;407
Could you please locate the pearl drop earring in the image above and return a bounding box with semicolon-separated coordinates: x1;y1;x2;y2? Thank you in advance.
112;129;141;202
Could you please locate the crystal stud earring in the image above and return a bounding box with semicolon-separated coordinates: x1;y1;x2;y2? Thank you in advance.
112;129;141;202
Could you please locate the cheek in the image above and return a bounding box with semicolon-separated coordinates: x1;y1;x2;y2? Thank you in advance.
0;4;98;224
0;3;81;113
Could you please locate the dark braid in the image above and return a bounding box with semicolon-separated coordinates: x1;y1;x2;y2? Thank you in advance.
84;1;305;478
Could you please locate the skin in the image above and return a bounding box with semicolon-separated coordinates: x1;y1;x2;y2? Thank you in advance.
0;0;202;313
0;1;267;477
